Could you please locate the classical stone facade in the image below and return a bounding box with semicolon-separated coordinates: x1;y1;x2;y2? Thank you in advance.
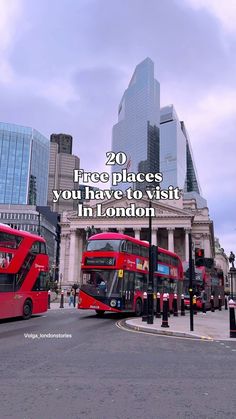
215;238;229;290
59;196;215;286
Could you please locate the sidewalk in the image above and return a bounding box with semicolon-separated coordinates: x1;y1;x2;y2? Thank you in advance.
48;301;235;341
125;309;234;341
49;302;77;310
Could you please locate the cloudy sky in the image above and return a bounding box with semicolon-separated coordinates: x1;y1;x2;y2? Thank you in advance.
0;0;235;256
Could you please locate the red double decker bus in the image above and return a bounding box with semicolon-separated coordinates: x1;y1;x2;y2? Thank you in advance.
0;223;49;320
78;232;183;316
183;262;224;309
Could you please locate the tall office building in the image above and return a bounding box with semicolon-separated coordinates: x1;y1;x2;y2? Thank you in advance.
50;133;73;154
160;105;187;190
47;134;80;213
0;122;49;205
112;57;160;190
180;121;201;195
160;105;202;196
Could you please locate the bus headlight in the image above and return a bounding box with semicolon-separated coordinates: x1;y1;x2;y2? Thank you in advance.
110;299;117;307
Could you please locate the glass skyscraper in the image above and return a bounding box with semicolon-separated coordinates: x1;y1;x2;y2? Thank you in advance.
160;105;202;195
0;122;49;205
112;57;160;190
160;105;187;190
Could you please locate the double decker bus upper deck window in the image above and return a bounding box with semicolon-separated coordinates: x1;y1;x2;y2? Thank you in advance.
140;246;149;258
86;240;121;252
132;243;140;255
123;241;148;257
158;252;179;267
32;272;50;291
30;241;47;254
0;232;23;249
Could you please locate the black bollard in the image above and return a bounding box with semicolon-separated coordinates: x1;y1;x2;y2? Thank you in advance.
173;293;178;316
161;293;169;328
47;290;51;309
147;292;154;324
202;301;206;314
229;299;236;338
193;295;197;315
167;293;170;317
225;295;228;310
210;295;215;312
142;292;148;322
60;290;64;308
181;294;185;316
218;295;222;311
156;292;161;318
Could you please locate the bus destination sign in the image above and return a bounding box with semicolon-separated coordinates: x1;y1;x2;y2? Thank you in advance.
85;257;115;266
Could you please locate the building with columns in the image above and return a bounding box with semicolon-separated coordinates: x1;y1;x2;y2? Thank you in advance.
59;195;215;287
214;237;229;290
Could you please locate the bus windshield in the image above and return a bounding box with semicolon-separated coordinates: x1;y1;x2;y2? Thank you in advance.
81;270;122;297
87;240;121;252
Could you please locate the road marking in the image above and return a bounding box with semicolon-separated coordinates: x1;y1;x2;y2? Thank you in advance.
225;346;231;348
231;349;236;352
116;321;213;342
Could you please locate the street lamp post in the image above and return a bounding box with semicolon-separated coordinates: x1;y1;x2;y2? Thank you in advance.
59;273;63;290
229;251;236;299
147;200;154;324
188;232;194;331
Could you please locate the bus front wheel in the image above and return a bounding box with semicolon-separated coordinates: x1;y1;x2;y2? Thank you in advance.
95;310;105;317
135;299;142;317
23;299;33;320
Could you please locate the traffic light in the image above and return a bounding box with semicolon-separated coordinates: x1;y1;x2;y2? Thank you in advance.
195;248;204;267
195;248;204;258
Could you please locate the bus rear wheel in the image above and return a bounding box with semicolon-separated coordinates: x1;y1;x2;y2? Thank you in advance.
95;310;105;317
23;299;33;320
135;299;142;317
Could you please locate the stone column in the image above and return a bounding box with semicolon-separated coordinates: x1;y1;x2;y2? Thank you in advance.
77;231;84;285
134;229;140;240
167;228;174;252
203;233;211;258
185;229;190;261
117;228;124;234
59;233;67;287
68;229;77;285
152;229;157;245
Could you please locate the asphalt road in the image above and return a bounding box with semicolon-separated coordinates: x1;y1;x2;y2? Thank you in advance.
0;309;236;419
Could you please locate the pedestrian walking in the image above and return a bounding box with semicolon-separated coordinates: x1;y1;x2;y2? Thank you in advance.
68;289;74;306
200;288;207;313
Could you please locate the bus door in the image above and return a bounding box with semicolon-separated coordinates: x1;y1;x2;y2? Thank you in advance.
31;272;49;313
0;273;16;319
123;272;134;310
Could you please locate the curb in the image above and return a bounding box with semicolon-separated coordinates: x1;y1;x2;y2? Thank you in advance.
121;319;214;341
